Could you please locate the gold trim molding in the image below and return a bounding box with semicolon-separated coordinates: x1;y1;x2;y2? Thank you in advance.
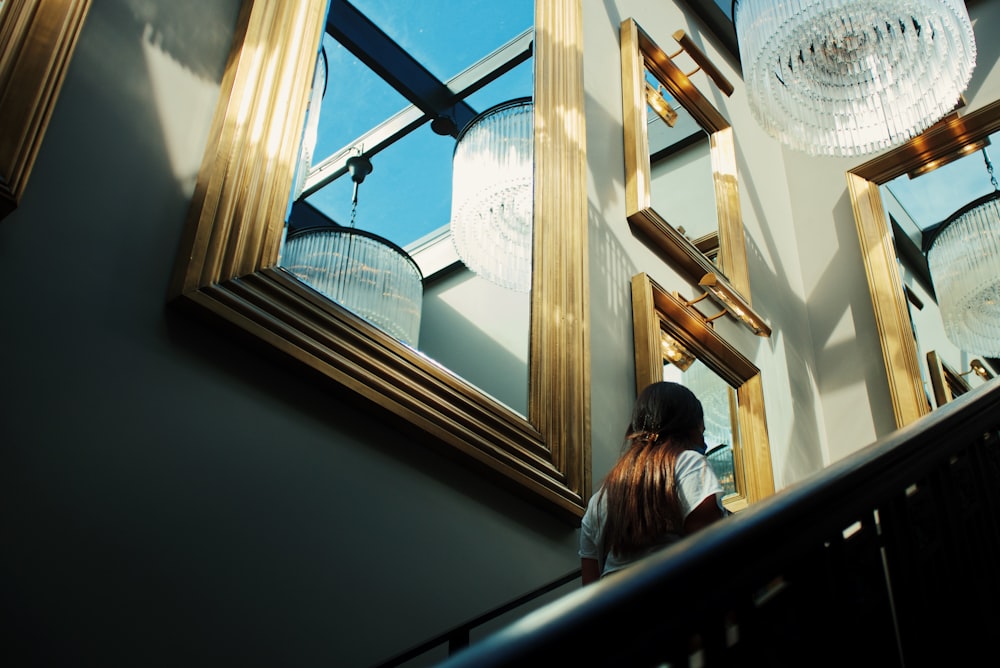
170;0;591;522
0;0;92;220
847;100;1000;428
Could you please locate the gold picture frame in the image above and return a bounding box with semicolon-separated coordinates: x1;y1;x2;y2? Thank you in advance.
631;272;774;511
847;100;1000;428
620;17;753;304
169;0;591;522
0;0;92;220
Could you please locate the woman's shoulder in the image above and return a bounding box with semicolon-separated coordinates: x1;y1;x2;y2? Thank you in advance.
674;448;711;474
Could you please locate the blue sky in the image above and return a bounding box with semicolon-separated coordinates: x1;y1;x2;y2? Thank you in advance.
303;1;534;249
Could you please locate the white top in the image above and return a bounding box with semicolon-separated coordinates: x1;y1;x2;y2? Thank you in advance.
578;449;724;577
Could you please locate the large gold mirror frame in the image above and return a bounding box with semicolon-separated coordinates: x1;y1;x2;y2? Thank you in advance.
0;0;91;220
621;18;752;303
848;100;1000;429
631;272;774;511
169;0;591;522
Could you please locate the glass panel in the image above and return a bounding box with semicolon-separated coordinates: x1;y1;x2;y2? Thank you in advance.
645;69;717;252
663;354;738;498
352;0;531;82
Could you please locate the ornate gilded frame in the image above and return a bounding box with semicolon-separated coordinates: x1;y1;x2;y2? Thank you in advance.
631;272;774;511
620;17;752;302
0;0;91;220
169;0;591;522
847;100;1000;428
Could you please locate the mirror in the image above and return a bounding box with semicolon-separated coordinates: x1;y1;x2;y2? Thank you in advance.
620;18;753;302
631;272;775;511
848;100;1000;428
645;71;717;256
878;132;1000;413
169;0;591;522
0;0;92;220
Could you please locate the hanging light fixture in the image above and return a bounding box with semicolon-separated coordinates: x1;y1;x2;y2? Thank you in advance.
733;0;977;157
282;154;424;346
925;148;1000;357
449;97;533;293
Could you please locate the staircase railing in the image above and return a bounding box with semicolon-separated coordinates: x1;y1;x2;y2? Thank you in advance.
373;569;580;667
437;379;1000;667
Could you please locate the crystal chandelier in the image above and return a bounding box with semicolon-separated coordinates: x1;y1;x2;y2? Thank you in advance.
733;0;977;157
449;98;533;292
926;149;1000;357
282;155;424;346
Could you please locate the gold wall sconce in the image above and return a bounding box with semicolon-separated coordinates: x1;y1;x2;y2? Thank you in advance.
968;359;995;381
645;81;678;126
699;273;771;337
662;332;697;371
667;30;733;97
672;274;771;338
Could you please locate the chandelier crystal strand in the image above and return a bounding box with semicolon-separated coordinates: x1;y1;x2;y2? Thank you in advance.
734;0;976;157
450;98;534;292
927;191;1000;357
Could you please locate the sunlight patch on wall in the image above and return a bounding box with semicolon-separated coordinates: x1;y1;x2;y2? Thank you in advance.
141;23;220;192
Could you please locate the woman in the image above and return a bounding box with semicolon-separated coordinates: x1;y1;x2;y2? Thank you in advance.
579;381;726;584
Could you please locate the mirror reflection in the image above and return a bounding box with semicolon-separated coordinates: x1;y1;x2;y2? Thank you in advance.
278;0;535;415
661;338;738;497
645;71;718;257
879;128;1000;408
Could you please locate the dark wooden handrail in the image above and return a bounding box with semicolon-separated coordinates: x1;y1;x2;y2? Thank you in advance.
438;379;1000;666
372;569;580;667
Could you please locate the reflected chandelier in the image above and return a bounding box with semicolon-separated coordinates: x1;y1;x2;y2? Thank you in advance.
733;0;977;157
926;148;1000;357
282;155;424;346
449;98;533;293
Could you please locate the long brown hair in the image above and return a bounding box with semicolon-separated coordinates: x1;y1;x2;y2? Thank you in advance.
601;382;705;557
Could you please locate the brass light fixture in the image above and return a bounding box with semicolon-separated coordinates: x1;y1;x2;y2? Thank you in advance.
699;273;771;337
662;332;696;371
667;30;734;97
645;81;678;127
968;359;995;381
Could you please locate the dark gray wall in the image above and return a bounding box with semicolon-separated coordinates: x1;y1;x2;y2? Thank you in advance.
0;2;580;666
